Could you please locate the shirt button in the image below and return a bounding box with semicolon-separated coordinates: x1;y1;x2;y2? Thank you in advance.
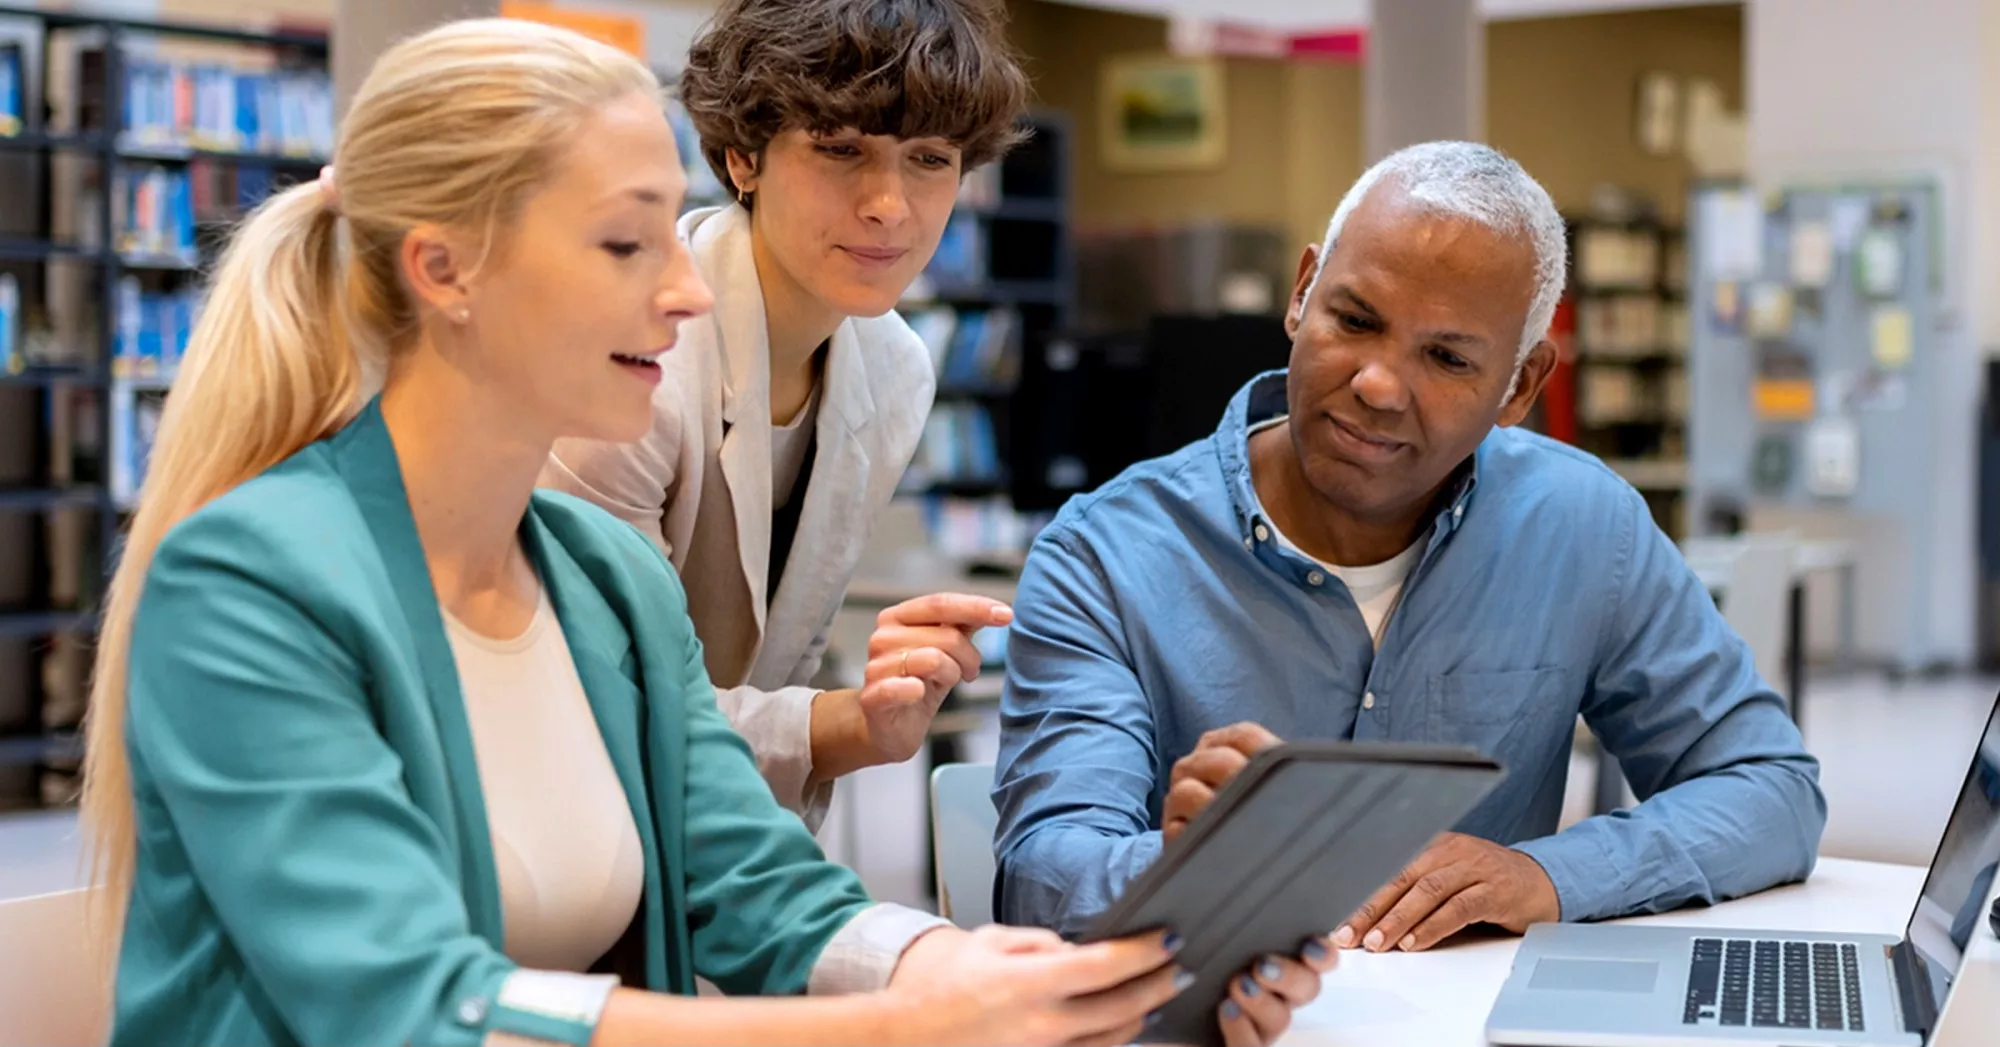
1362;692;1377;710
1254;524;1270;542
1307;571;1325;586
457;997;489;1025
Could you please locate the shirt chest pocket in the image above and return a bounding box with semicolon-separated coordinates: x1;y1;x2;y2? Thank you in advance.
1423;667;1570;758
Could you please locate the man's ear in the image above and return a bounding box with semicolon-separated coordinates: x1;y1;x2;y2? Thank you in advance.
399;223;477;321
1286;244;1322;341
1497;339;1560;427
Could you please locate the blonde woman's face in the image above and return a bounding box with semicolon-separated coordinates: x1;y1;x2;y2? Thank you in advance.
737;128;962;320
474;90;712;444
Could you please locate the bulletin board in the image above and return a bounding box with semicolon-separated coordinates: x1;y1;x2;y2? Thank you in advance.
1684;178;1943;667
1687;181;1937;510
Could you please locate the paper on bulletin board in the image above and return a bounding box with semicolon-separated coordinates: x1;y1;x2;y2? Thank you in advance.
1752;379;1815;421
1804;415;1860;498
1710;280;1742;333
1747;283;1794;339
1699;190;1763;281
1855;369;1908;411
1789;221;1835;288
1829;197;1869;251
1871;305;1914;369
1752;434;1794;494
1856;230;1904;297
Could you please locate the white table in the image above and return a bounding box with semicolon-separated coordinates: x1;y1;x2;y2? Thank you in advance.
1277;857;1922;1047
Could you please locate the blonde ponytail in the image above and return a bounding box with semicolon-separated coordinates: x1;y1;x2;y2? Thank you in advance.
80;17;658;974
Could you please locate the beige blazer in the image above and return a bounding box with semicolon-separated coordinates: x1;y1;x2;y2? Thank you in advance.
539;204;935;829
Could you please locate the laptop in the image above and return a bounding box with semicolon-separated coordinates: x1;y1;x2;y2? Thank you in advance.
1487;692;2000;1046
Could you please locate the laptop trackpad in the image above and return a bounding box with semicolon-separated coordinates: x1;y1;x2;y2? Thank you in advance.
1529;958;1660;993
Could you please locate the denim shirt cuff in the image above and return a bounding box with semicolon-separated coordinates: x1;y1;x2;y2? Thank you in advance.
1511;832;1620;924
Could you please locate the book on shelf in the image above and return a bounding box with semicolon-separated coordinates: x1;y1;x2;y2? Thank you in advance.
906;304;1022;392
923;213;987;288
0;42;21;138
1578;294;1667;358
1575;224;1660;289
116;165;197;259
113;277;198;379
188;159;277;221
918;494;1042;560
122;58;334;158
906;402;1002;490
110;386;168;507
0;274;17;375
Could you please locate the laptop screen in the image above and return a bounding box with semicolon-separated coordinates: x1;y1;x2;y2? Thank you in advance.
1902;692;2000;1013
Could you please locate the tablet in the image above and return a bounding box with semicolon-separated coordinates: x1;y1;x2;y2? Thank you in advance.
1079;741;1507;1047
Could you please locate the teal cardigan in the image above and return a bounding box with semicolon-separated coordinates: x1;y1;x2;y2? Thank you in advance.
112;400;876;1047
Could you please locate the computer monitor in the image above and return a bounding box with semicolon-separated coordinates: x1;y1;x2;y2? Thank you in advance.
1902;692;2000;1014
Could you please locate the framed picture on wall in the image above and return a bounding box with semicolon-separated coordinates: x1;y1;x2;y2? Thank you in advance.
1098;54;1226;172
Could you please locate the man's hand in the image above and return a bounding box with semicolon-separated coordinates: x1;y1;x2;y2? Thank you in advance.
1162;723;1283;843
1333;832;1560;953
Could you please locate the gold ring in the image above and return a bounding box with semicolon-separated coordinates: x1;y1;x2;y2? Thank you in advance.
901;650;910;677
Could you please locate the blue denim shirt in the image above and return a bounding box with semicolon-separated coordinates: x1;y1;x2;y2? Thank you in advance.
993;372;1826;937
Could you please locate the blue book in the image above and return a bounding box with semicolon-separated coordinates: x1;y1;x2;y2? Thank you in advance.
943;310;987;388
0;274;19;374
170;170;194;255
0;44;23;137
113;278;140;375
256;74;280;154
306;75;334;157
236;164;272;210
120;60;143;141
233;72;258;153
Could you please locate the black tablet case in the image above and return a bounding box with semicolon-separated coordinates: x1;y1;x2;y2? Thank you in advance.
1079;741;1507;1047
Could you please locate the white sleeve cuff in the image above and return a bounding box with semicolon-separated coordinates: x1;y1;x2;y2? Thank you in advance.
483;969;619;1047
807;903;954;996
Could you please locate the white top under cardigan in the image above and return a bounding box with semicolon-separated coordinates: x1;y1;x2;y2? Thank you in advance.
538;205;936;831
443;585;947;993
444;590;644;973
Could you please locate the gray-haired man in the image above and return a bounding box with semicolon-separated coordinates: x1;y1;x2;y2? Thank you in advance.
993;142;1825;952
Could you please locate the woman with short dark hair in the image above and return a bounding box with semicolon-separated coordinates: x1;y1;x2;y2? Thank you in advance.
541;0;1027;823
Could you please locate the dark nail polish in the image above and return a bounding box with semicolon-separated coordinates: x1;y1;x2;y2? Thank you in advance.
1221;1000;1242;1021
1146;1009;1163;1027
1162;931;1184;954
1173;969;1197;991
1303;939;1330;963
1239;974;1261;997
1259;957;1282;982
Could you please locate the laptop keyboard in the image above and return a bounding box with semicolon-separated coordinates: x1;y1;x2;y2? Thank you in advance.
1682;937;1866;1031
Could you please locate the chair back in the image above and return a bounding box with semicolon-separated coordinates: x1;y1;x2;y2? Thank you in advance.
929;762;999;928
1718;533;1799;709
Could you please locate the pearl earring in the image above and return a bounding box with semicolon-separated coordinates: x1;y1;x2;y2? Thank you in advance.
455;308;470;323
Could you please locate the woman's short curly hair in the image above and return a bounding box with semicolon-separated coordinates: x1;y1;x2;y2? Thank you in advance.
680;0;1031;199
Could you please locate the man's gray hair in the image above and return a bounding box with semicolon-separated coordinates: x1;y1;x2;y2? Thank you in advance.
1301;141;1568;401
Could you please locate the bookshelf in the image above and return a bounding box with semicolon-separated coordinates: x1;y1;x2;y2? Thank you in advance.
897;111;1072;558
0;6;330;807
1562;215;1690;539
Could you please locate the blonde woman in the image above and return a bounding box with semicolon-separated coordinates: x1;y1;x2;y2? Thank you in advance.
73;19;1271;1047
